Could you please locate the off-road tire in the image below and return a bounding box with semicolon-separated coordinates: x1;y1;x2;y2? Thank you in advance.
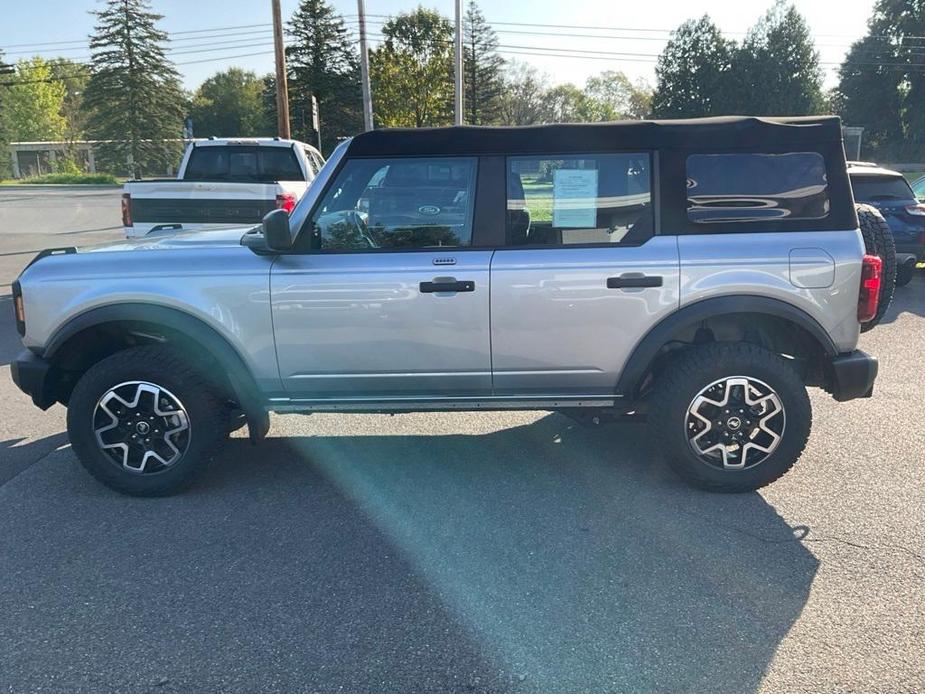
67;345;229;496
649;342;811;493
856;203;896;331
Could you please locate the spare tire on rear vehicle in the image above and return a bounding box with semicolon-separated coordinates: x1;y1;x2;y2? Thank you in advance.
855;203;896;332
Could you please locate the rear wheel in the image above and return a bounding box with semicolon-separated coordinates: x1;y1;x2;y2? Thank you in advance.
649;343;811;493
67;345;229;496
856;203;896;330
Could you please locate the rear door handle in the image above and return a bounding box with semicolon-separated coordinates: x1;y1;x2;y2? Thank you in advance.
420;279;475;293
606;275;663;289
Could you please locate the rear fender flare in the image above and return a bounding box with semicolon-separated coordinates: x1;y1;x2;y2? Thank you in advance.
616;295;839;398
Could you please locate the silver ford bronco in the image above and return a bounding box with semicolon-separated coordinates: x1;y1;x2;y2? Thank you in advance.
11;116;885;496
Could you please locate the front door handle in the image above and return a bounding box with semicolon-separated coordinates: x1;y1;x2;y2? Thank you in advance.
606;275;663;289
420;278;475;293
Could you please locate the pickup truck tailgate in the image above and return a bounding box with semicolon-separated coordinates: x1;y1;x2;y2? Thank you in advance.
127;181;281;226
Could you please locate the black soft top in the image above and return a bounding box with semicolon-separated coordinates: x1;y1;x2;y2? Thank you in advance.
346;116;844;157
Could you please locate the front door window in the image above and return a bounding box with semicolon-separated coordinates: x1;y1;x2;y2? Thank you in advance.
310;157;478;251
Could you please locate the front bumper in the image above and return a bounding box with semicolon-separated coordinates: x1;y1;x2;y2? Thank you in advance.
10;349;56;410
828;350;878;402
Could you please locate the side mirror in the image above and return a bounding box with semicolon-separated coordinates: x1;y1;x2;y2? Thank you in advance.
262;208;294;251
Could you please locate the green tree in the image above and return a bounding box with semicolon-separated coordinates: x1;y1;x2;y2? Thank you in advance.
835;34;904;159
541;83;593;122
734;1;823;115
0;50;10;176
370;8;454;127
889;2;925;158
651;16;735;118
498;62;549;125
189;68;271;138
463;1;504;124
584;71;653;120
47;58;91;170
837;1;925;159
260;73;279;132
83;0;184;177
286;0;361;150
0;57;67;142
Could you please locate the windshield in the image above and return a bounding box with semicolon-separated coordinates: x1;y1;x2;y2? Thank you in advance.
850;174;915;202
912;176;925;199
286;138;352;236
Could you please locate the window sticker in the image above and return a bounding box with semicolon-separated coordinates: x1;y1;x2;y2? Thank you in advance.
553;169;598;228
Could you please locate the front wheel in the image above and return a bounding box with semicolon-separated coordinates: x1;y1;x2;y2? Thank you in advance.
649;343;811;493
67;345;229;496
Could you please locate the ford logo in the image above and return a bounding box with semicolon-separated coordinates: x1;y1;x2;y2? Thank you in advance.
418;205;441;216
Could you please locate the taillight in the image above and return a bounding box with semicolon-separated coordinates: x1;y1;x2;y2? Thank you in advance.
12;279;25;336
276;192;297;214
858;254;882;323
905;204;925;217
121;193;133;227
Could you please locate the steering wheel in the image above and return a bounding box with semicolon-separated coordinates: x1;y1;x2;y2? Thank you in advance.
347;209;377;248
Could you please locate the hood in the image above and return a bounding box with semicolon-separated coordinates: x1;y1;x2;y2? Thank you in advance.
79;226;254;253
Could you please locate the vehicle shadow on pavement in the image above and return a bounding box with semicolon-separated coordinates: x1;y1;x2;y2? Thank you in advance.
0;432;69;486
248;417;818;694
0;416;817;693
0;296;19;367
879;272;925;324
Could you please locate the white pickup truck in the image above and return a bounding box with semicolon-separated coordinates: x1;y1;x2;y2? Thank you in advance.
122;138;324;237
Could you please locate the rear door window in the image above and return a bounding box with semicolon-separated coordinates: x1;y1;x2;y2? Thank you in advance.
185;145;304;182
686;152;829;224
505;153;654;246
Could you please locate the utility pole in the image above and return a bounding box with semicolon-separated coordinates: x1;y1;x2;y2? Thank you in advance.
271;0;291;139
357;0;374;131
454;0;463;125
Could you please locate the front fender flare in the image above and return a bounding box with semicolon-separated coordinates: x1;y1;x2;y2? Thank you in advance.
43;303;269;440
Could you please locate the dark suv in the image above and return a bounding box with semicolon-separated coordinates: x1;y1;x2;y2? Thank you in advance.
848;162;923;284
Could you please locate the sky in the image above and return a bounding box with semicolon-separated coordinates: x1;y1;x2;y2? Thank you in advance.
0;0;876;92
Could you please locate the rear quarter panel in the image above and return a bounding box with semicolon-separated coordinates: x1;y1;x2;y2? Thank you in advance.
18;248;280;390
678;230;864;353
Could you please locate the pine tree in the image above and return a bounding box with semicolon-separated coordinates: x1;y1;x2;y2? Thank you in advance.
463;2;504;125
734;1;824;115
286;0;362;150
651;16;735;118
83;0;184;177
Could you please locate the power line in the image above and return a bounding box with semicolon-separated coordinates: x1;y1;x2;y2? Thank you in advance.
174;50;274;66
8;14;925;60
4;31;276;57
10;14;925;82
170;23;272;35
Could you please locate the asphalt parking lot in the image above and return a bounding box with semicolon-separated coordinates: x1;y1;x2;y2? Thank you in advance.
1;186;924;693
